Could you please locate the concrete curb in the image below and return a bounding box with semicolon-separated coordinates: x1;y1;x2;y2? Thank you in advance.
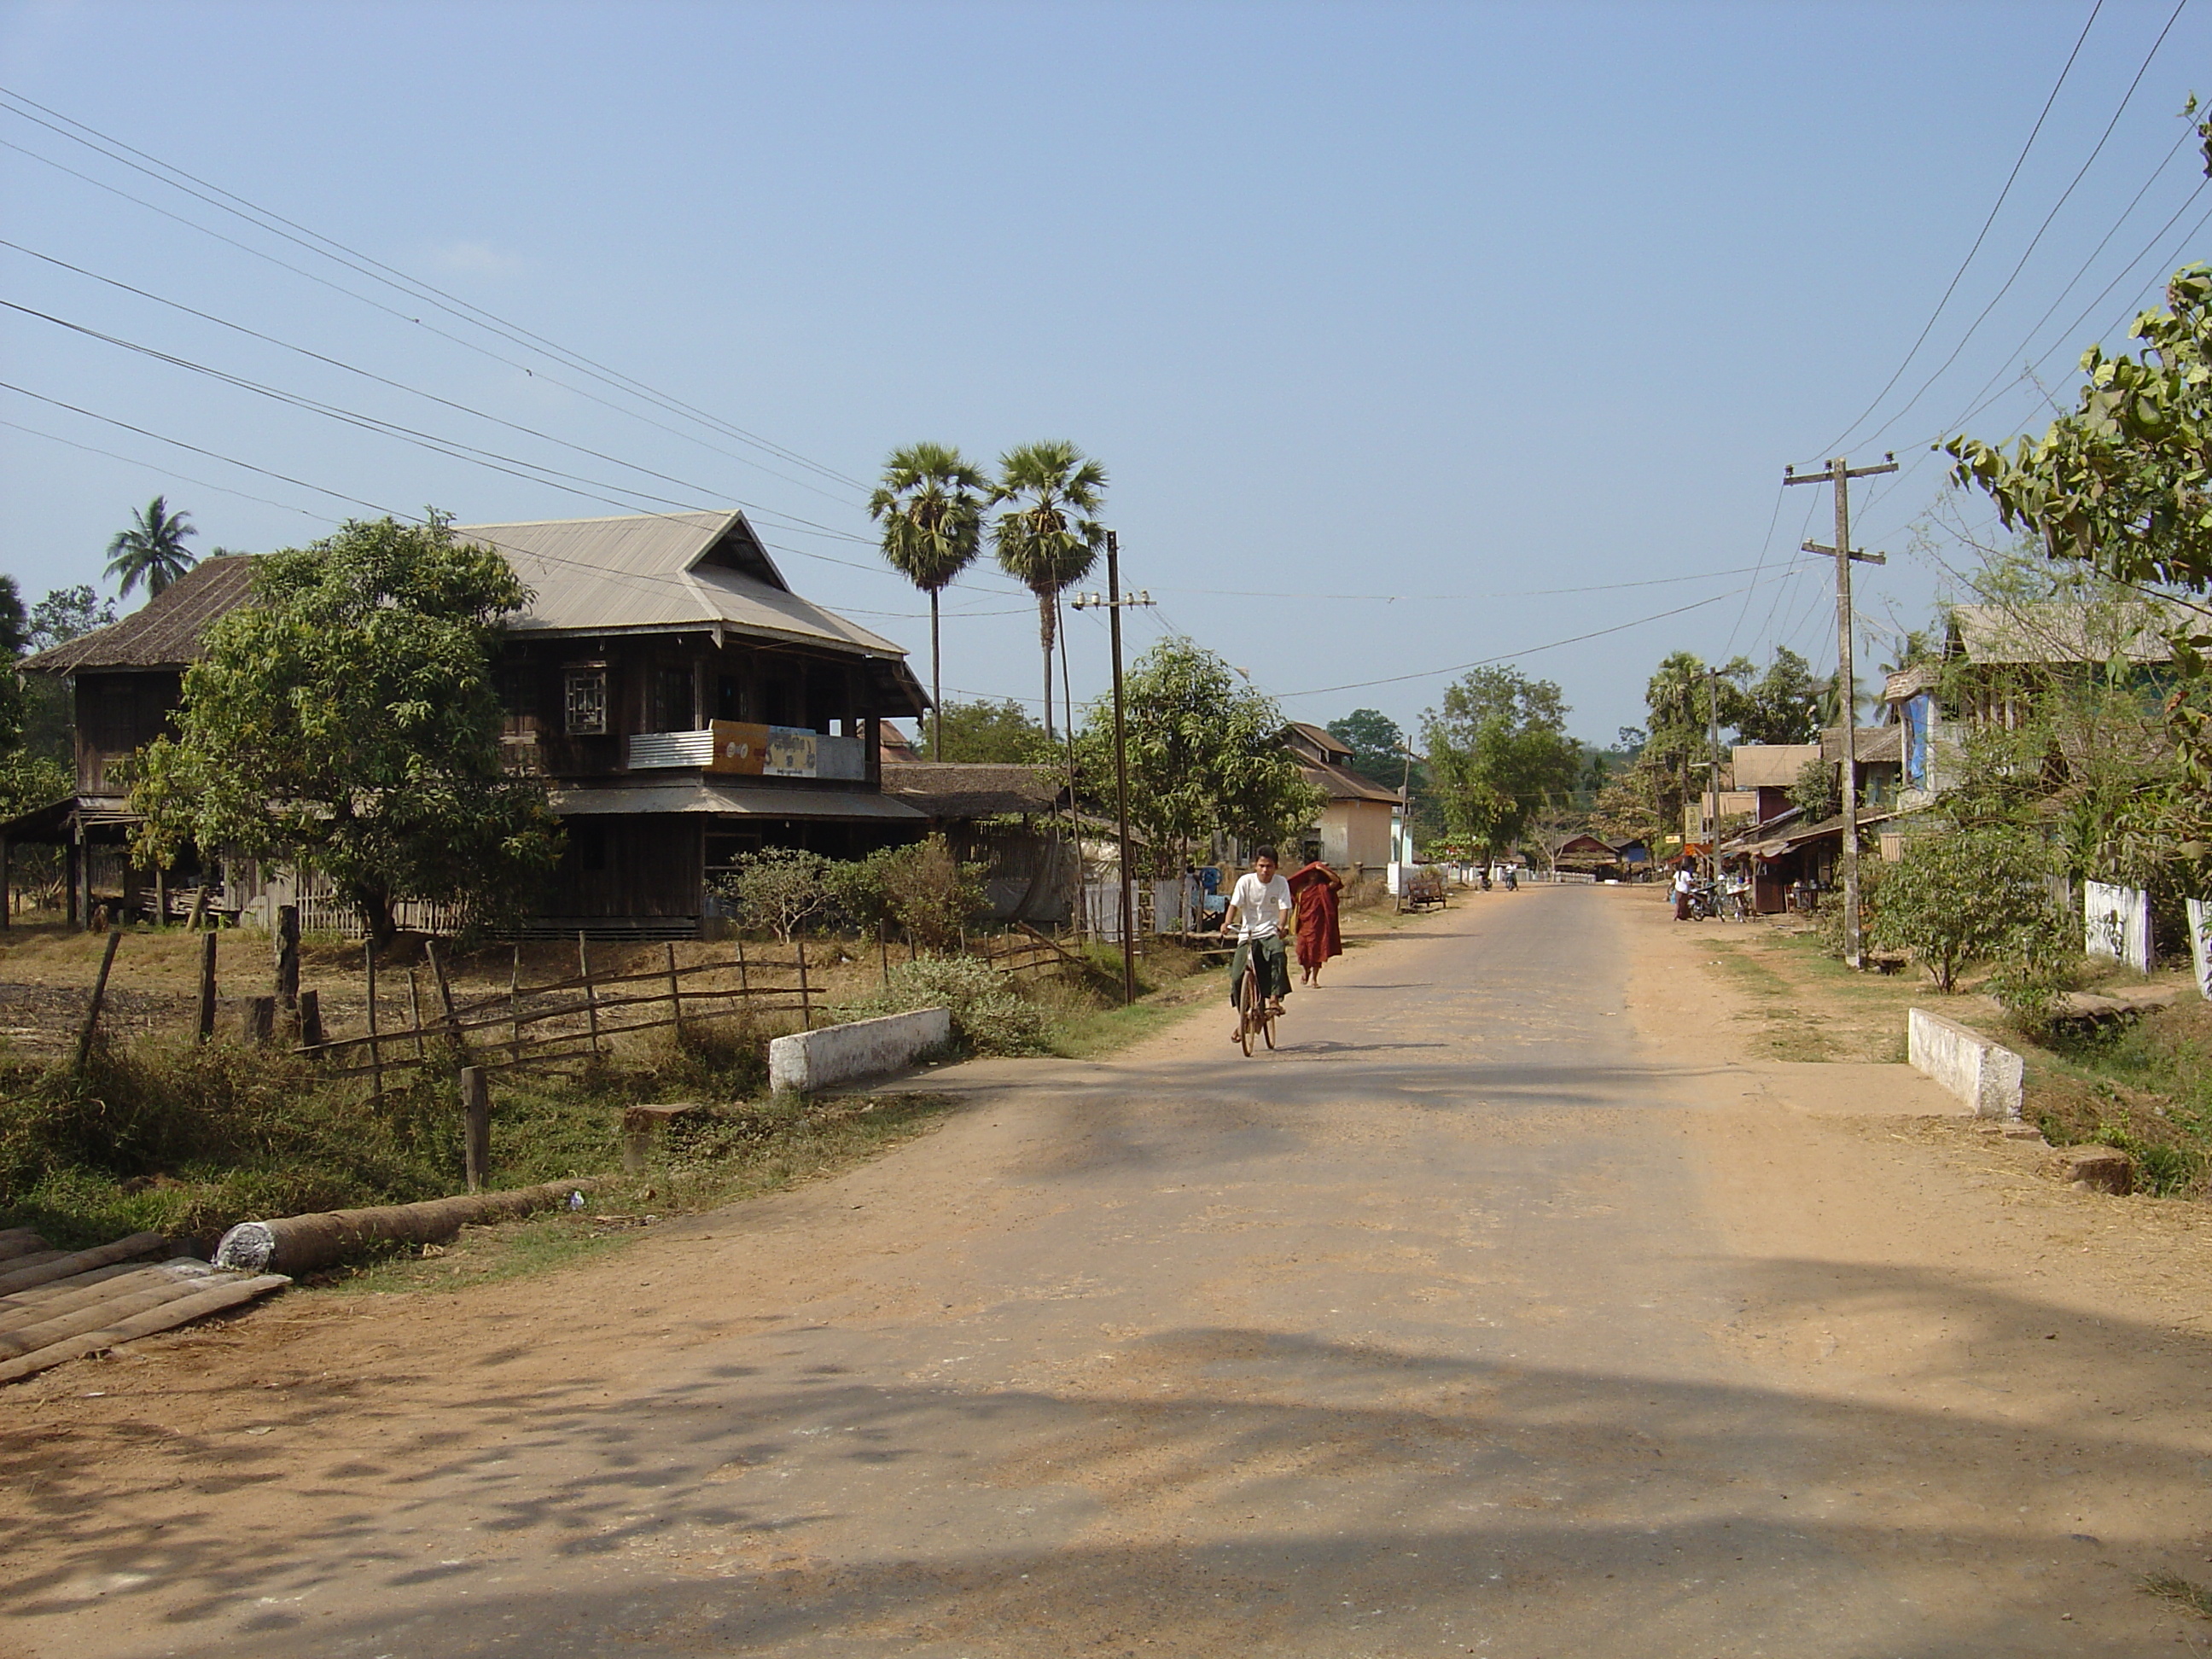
769;1007;953;1095
1907;1007;2024;1121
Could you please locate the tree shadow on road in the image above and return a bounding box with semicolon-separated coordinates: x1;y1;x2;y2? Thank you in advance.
5;1259;2208;1657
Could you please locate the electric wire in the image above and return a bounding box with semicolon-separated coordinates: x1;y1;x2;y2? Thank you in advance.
0;86;869;497
0;131;866;515
1812;0;2107;461
0;239;879;544
1848;0;2190;458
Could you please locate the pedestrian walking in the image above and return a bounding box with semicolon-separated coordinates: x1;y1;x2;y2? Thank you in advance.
1673;861;1696;922
1286;857;1344;987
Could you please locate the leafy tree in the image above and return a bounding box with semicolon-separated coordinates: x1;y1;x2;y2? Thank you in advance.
27;585;115;652
1789;755;1840;823
824;835;989;949
1422;665;1583;859
1869;823;2063;993
104;495;198;599
721;847;835;942
933;696;1054;764
1073;638;1322;871
1326;708;1410;789
1640;650;1752;835
992;441;1106;738
131;516;561;949
1737;647;1826;745
870;443;987;760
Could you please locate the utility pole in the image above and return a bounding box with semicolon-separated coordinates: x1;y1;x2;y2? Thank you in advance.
1071;534;1154;1005
1704;666;1723;882
1784;453;1895;969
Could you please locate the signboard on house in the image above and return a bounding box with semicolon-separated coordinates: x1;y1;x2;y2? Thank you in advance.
708;721;824;778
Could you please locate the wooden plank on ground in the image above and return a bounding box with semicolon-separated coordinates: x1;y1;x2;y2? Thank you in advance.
0;1232;169;1297
0;1272;290;1384
0;1262;181;1331
0;1262;235;1359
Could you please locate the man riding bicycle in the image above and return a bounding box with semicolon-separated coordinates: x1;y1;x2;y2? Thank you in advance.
1225;847;1294;1041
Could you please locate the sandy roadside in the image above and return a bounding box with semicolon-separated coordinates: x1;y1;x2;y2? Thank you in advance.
1619;882;2212;1578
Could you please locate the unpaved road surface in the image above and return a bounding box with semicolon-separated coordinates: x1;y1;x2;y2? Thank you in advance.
7;886;2212;1656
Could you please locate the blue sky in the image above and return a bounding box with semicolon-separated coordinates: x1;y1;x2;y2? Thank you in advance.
3;0;2209;745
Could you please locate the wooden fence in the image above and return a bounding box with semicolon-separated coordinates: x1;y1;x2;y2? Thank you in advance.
297;935;822;1091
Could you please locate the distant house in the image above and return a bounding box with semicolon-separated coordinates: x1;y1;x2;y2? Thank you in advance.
1551;834;1627;877
15;511;934;934
1280;723;1400;870
880;761;1074;922
1881;599;2182;807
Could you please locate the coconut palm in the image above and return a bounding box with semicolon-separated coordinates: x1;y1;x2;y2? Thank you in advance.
869;443;987;760
104;496;198;600
991;442;1106;737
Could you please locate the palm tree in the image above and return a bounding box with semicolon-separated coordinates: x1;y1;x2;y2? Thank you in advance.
104;496;198;600
991;442;1107;737
869;443;987;760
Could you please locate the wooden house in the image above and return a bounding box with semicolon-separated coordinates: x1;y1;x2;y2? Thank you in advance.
13;511;934;934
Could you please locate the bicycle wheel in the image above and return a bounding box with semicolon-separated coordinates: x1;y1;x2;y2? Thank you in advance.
1237;961;1256;1056
1261;998;1277;1049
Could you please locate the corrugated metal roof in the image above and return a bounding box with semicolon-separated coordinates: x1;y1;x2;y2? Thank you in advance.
455;510;910;659
1300;760;1401;804
546;779;924;819
1950;601;2183;666
21;556;258;673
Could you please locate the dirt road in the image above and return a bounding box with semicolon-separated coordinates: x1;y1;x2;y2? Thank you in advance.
7;885;2212;1656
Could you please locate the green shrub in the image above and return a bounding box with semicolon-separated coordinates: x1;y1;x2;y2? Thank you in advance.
834;953;1047;1056
1868;824;2064;992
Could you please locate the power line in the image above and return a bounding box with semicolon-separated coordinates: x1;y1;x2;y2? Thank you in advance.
1277;569;1801;700
1812;0;2107;460
1150;563;1775;603
1853;0;2191;456
0;86;870;498
0;134;867;516
0;415;338;521
0;241;876;546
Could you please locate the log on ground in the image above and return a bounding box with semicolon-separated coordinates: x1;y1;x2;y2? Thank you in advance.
0;1232;171;1296
212;1179;602;1275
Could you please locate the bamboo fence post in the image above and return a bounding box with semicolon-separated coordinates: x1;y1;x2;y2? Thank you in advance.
73;929;122;1075
578;933;601;1058
153;864;166;926
424;940;461;1041
908;929;919;963
298;988;324;1047
185;883;209;931
735;934;749;995
509;945;523;1063
459;1066;491;1194
665;941;684;1043
795;935;812;1030
196;929;218;1044
406;968;427;1061
364;941;381;1096
879;923;890;989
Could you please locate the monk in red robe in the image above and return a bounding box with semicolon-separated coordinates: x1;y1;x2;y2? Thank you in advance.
1286;859;1345;985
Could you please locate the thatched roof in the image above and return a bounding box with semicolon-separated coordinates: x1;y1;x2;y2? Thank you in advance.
22;556;257;673
882;762;1063;819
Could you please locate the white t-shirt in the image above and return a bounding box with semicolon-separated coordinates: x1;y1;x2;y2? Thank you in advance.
1229;871;1293;940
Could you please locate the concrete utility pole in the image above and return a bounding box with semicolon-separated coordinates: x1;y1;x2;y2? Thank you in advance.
1071;534;1154;1006
1784;453;1895;969
1704;667;1724;882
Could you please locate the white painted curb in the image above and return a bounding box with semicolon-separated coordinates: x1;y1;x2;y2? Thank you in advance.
1907;1007;2024;1120
768;1007;952;1095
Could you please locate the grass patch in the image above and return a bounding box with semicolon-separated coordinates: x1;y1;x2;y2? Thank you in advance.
2143;1571;2212;1620
328;1088;958;1294
2019;999;2212;1199
1696;927;1923;1062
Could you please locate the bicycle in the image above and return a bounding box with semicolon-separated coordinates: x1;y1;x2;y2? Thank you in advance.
1234;950;1278;1056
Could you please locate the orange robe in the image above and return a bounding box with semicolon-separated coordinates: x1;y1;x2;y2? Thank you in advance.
1286;862;1342;969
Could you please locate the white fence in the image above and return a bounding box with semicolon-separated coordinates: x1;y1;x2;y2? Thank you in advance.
2085;880;2152;972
